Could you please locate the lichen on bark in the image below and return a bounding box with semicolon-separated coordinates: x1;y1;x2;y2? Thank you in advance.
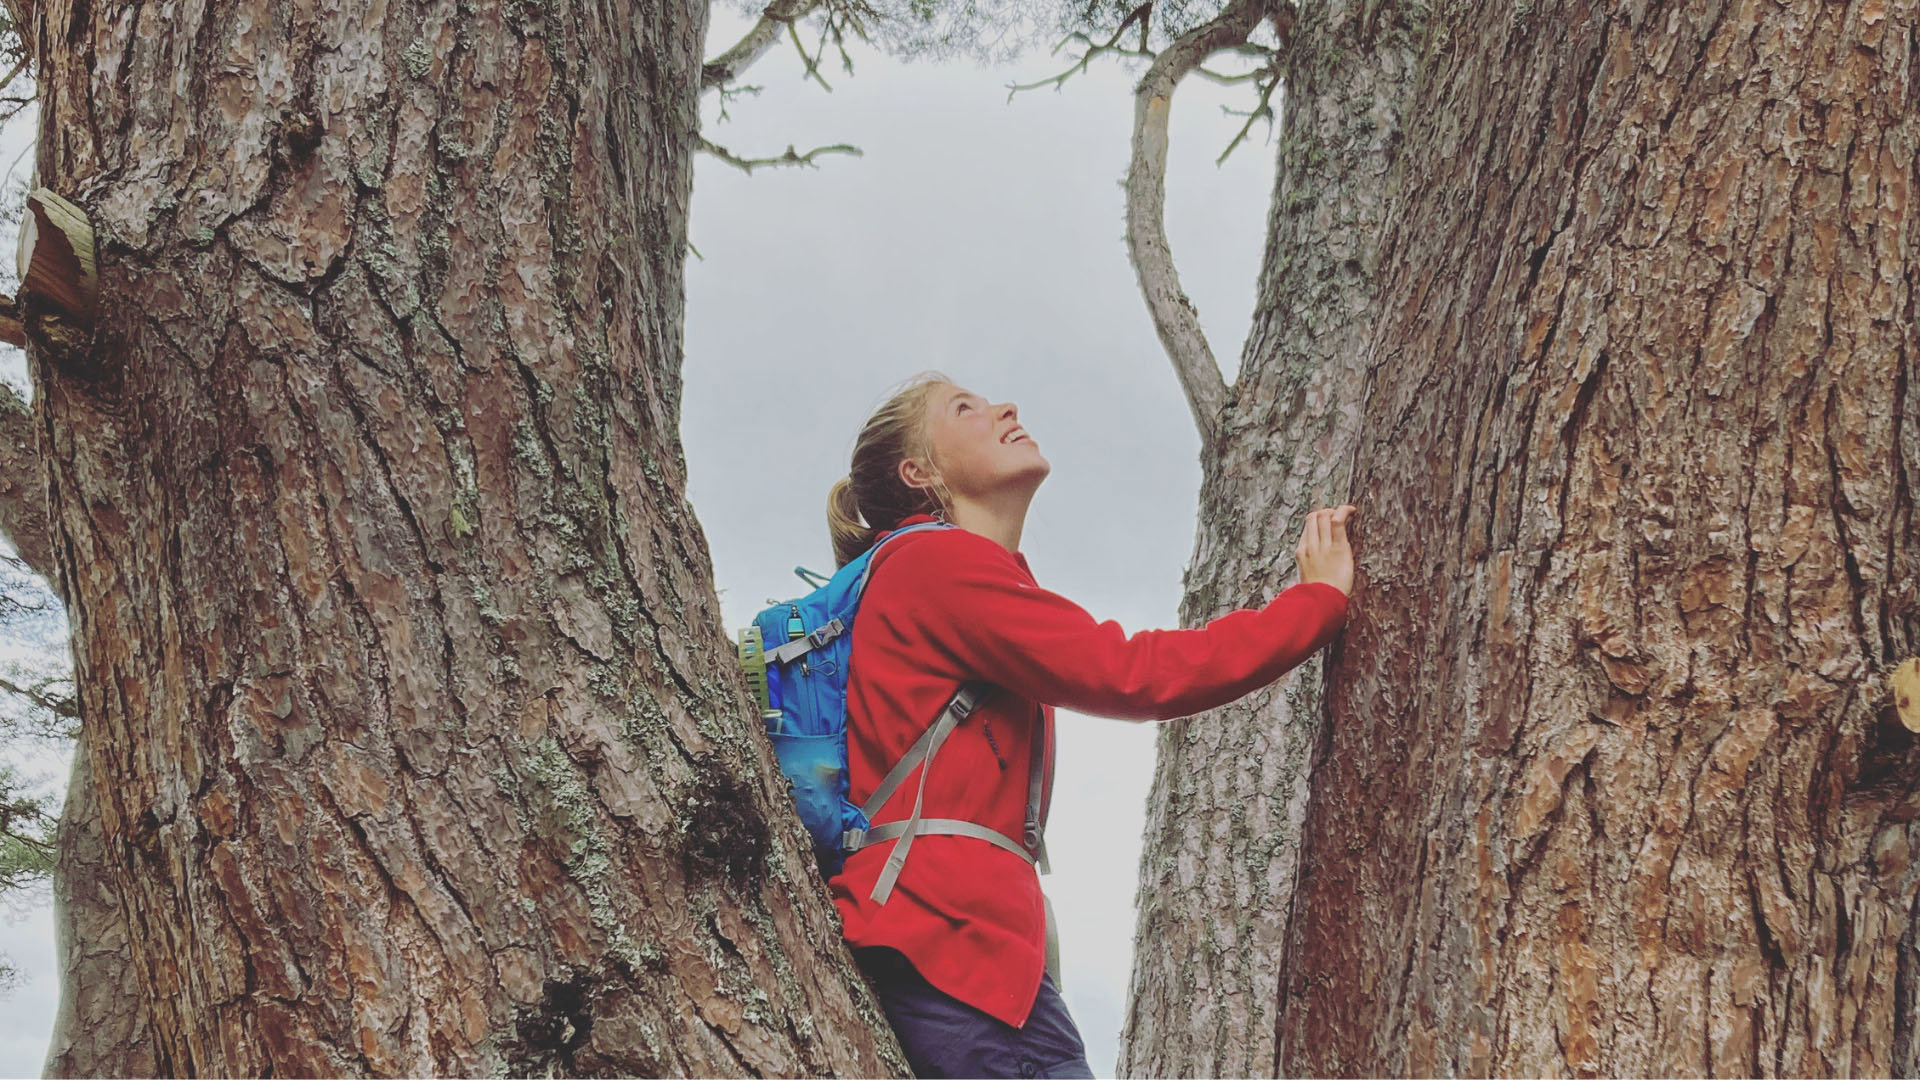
21;0;907;1072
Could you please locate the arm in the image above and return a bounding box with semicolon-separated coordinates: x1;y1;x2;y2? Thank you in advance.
882;532;1349;722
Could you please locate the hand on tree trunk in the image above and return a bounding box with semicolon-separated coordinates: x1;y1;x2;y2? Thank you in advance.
1295;504;1356;597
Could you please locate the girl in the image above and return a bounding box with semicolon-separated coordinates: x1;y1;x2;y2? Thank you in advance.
826;372;1355;1078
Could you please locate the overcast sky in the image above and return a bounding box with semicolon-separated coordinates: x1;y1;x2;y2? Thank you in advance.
0;9;1281;1073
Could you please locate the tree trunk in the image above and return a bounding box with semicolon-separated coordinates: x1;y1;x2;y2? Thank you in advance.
0;381;154;1077
1118;1;1420;1074
22;0;904;1073
1131;0;1918;1074
43;735;156;1078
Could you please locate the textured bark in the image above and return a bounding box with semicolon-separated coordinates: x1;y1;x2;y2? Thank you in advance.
0;382;152;1076
1119;2;1420;1074
22;0;905;1073
1130;0;1918;1075
44;736;155;1078
1282;0;1917;1072
0;382;53;577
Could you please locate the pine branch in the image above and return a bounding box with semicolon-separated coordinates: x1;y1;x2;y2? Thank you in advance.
0;673;77;721
701;0;822;94
698;137;863;175
1006;3;1156;99
1215;58;1282;164
790;17;835;90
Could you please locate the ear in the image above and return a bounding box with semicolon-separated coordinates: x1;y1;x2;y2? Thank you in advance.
898;456;934;492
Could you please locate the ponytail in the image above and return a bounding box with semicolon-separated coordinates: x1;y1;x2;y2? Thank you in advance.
827;371;954;566
827;475;876;569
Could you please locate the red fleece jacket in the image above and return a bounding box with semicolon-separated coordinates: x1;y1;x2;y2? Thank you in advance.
828;514;1350;1027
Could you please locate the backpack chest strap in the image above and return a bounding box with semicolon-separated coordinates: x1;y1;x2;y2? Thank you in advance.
845;818;1034;864
850;681;1050;904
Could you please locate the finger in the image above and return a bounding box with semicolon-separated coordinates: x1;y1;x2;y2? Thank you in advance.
1314;510;1331;551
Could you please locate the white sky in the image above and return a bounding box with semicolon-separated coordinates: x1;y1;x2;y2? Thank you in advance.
0;9;1280;1073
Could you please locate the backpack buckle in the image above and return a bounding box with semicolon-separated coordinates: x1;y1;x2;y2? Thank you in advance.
842;827;868;851
807;618;845;648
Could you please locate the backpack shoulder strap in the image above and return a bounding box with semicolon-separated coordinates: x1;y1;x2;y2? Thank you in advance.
843;682;991;904
1026;706;1050;874
855;681;989;823
845;681;1054;904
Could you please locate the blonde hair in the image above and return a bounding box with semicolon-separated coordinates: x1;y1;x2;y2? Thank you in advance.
828;371;957;567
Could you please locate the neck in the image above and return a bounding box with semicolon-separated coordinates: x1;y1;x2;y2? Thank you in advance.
946;487;1035;554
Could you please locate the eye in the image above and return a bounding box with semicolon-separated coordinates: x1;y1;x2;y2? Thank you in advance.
956;401;972;413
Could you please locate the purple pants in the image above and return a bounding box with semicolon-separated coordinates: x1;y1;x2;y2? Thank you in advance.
856;947;1097;1079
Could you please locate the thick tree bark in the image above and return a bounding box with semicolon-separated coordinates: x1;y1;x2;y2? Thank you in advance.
1283;0;1917;1072
0;383;154;1076
21;0;904;1073
1130;0;1917;1075
44;736;155;1078
0;383;54;579
1119;1;1419;1074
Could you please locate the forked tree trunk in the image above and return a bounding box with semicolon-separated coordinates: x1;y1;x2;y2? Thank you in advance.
1119;1;1420;1074
1129;0;1918;1074
22;0;902;1073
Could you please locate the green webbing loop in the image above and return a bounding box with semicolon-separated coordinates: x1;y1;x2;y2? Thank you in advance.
736;626;775;718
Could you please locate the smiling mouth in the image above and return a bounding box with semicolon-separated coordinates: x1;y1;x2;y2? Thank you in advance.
1002;431;1032;445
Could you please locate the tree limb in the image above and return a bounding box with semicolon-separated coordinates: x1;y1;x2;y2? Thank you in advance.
0;381;51;582
0;54;27;98
789;16;836;90
1124;0;1265;454
0;672;75;719
698;136;862;174
1215;58;1282;165
702;0;822;94
0;292;21;348
1006;4;1156;99
0;0;32;61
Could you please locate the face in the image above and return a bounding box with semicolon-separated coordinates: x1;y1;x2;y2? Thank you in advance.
901;384;1051;503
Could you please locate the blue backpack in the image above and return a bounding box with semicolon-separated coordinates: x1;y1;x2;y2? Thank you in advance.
737;521;1048;903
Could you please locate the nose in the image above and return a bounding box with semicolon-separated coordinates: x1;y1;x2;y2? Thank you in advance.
997;401;1019;422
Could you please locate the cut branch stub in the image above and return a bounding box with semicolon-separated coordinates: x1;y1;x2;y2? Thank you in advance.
17;188;98;324
1894;658;1920;733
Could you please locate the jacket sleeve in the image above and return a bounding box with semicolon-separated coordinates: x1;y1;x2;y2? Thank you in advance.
877;531;1349;722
